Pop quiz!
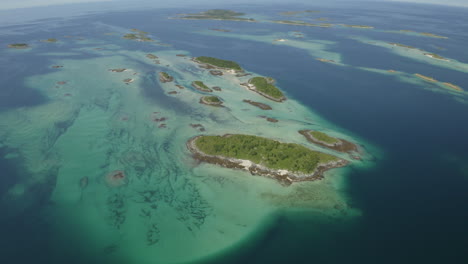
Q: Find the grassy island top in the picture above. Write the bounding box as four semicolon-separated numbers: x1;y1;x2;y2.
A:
194;135;340;174
179;9;255;22
160;72;171;79
309;131;340;144
8;43;29;49
196;56;242;71
249;77;284;100
193;81;212;92
202;96;221;103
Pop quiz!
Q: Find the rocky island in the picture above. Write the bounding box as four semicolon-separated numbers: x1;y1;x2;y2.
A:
242;77;286;102
299;130;358;153
176;9;255;22
8;43;30;49
187;134;348;185
442;82;463;92
272;20;333;27
243;99;272;110
200;96;223;106
159;72;174;83
192;81;213;92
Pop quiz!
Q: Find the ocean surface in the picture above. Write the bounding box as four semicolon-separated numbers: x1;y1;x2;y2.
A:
0;1;468;264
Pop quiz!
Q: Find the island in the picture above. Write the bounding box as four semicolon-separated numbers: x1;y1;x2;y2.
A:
194;56;243;72
200;96;223;106
123;29;153;42
398;30;448;39
414;73;437;82
242;77;286;102
442;82;463;92
423;52;449;61
41;38;58;43
341;24;374;29
192;81;213;92
388;42;420;50
187;134;348;185
299;130;358;153
209;70;223;76
243;99;272;110
159;72;174;83
316;58;336;63
8;43;30;49
109;68;127;72
271;20;333;28
176;9;255;22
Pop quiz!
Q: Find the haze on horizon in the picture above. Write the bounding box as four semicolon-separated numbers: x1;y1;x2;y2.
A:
0;0;467;10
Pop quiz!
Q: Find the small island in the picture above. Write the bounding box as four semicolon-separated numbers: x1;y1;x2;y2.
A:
187;134;348;185
299;130;358;153
192;81;213;92
271;20;333;28
414;73;437;82
41;38;58;43
200;96;223;106
442;82;463;92
243;99;272;110
194;56;243;72
123;29;153;42
341;24;374;29
316;58;336;63
423;53;449;61
388;42;419;50
177;9;255;22
159;72;174;83
243;77;286;102
8;43;30;49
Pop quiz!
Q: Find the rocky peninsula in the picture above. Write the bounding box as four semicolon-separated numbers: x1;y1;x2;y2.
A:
187;134;348;185
299;130;358;153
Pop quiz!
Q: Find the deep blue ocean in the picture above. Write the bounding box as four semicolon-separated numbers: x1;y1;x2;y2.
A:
1;1;468;263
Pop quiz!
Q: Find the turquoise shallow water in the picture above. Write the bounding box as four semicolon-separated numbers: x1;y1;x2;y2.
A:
1;2;468;264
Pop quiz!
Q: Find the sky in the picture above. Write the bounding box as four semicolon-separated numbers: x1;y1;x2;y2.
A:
0;0;467;10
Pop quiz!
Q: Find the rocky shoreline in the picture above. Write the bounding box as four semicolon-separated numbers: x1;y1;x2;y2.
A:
199;96;223;107
243;99;272;110
159;72;174;83
187;136;349;186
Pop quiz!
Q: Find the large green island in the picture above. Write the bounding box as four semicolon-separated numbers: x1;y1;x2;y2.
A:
243;77;286;102
187;134;348;185
194;56;243;72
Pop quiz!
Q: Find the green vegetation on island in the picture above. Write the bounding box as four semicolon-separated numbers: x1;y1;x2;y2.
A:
195;56;242;71
299;130;358;153
8;43;30;49
192;134;342;175
192;81;213;92
247;77;285;102
178;9;255;22
309;131;340;144
200;96;223;106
